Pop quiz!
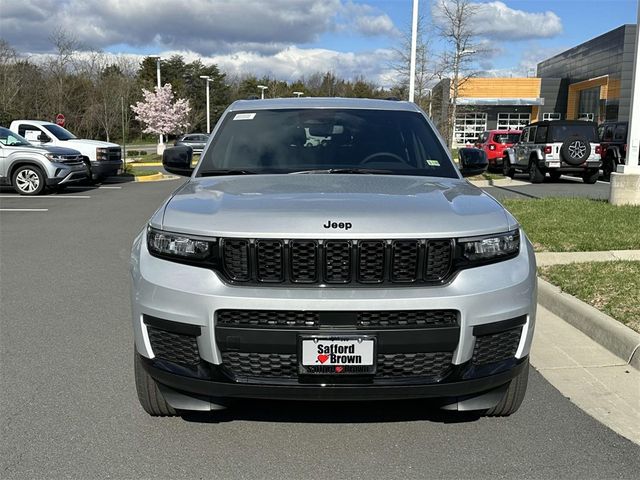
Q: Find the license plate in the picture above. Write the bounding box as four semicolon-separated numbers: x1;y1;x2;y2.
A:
299;336;376;375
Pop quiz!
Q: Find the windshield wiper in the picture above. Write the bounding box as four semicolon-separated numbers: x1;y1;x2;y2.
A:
290;168;394;175
198;169;258;177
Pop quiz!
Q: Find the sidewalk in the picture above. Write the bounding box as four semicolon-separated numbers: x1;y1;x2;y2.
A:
531;305;640;444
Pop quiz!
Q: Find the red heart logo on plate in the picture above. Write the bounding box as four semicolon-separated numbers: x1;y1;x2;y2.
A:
317;354;329;364
335;366;344;373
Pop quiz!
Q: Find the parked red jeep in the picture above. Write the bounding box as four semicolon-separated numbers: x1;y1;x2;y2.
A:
475;130;522;172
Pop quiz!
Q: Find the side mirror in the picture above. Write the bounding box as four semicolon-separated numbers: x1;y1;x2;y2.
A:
458;148;488;177
163;146;194;176
38;133;51;143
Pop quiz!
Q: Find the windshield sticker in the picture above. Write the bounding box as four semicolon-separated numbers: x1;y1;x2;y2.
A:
233;113;256;121
426;160;440;167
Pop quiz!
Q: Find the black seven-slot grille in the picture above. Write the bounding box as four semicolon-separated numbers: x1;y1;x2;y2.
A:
216;309;458;329
221;238;453;285
221;352;454;379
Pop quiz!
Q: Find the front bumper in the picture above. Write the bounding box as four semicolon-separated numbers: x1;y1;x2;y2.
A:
91;160;122;178
131;229;537;402
46;163;89;186
140;353;528;401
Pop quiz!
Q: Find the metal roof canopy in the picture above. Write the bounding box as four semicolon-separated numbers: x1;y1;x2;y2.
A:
455;98;545;106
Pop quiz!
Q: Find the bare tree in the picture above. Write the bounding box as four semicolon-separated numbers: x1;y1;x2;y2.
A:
392;12;441;112
434;0;480;147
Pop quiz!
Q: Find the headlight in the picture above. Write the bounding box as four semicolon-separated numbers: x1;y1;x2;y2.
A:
458;230;520;263
44;153;64;162
147;227;213;260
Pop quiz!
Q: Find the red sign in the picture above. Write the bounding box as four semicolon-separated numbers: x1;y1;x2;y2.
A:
55;113;65;127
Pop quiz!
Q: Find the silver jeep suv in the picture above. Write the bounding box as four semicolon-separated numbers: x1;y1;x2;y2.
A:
131;98;537;418
503;120;602;183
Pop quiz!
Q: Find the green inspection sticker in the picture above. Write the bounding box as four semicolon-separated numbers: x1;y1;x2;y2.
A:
426;160;440;167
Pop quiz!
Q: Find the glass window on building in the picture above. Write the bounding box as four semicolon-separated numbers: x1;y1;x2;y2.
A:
543;113;561;121
578;87;600;121
497;113;530;130
454;112;487;145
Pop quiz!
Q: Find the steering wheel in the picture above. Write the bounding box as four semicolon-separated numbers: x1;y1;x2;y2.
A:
362;152;405;164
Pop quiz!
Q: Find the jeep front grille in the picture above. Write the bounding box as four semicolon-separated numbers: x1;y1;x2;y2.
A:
219;238;453;286
221;352;453;380
216;309;458;329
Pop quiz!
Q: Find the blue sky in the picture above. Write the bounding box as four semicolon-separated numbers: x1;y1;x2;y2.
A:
0;0;637;86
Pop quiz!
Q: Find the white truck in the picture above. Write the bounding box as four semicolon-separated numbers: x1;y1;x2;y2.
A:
9;120;122;181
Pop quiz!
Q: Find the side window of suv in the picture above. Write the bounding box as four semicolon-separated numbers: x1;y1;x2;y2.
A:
528;127;537;143
602;124;614;141
534;126;548;143
18;124;45;143
520;128;529;143
614;124;627;141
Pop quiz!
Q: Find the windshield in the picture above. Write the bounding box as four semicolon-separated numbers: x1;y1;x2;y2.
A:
46;124;77;140
493;133;520;144
549;124;598;143
0;127;32;147
197;108;457;178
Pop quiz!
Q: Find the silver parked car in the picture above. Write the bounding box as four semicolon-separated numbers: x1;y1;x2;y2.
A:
0;127;87;194
131;98;537;417
174;133;209;154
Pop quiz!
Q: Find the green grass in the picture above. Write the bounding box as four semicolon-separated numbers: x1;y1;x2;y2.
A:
502;198;640;252
539;261;640;333
124;166;160;177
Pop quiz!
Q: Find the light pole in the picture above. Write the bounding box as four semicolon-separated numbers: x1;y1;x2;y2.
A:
408;0;419;103
200;75;212;133
257;85;268;99
149;55;164;150
609;4;640;205
450;49;476;148
293;91;304;98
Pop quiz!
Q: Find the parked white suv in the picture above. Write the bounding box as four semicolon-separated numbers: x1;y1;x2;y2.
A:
9;120;122;182
503;120;602;183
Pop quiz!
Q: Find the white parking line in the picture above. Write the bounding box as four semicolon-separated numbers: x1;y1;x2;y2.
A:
0;208;49;212
0;195;91;199
67;186;122;190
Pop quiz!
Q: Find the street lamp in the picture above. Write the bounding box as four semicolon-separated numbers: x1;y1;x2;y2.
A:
408;0;419;103
293;91;304;98
149;55;163;149
200;75;212;134
257;85;268;100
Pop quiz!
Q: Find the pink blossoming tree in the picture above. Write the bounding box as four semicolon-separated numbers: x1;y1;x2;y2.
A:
131;84;191;145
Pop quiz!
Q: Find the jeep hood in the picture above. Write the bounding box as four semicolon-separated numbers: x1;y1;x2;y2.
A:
157;175;515;238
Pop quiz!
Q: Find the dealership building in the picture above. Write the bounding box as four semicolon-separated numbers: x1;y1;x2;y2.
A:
432;24;638;147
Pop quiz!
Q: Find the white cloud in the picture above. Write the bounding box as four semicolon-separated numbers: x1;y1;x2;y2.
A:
433;1;562;41
0;0;343;54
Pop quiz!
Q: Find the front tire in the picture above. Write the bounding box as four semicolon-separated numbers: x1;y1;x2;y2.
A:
134;350;177;417
485;360;530;417
502;157;515;178
582;168;599;184
12;165;46;195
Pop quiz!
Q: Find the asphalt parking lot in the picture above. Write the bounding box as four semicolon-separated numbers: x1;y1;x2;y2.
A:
1;178;638;479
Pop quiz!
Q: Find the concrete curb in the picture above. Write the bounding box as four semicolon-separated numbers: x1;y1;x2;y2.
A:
134;173;179;182
537;277;640;370
537;250;640;266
